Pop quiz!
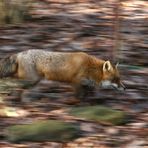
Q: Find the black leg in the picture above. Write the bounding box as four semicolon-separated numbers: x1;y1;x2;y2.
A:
74;78;96;100
75;85;87;100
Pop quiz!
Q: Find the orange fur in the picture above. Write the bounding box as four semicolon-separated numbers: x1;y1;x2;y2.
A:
0;50;125;98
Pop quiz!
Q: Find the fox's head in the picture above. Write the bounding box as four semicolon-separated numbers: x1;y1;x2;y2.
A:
100;61;125;91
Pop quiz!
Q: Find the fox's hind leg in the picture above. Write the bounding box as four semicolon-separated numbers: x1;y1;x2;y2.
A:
17;60;41;85
17;60;42;103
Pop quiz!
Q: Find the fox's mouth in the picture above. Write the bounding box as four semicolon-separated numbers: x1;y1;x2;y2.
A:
99;81;114;90
110;83;125;91
111;84;118;90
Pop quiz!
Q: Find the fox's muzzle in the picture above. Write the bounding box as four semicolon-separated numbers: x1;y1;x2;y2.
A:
100;80;125;91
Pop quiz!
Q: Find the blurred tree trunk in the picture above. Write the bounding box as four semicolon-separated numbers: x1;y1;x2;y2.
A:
113;0;122;62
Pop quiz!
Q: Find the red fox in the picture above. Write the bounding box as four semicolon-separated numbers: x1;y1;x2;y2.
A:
0;49;125;98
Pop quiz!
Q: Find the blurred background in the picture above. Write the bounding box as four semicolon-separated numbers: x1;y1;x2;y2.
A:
0;0;147;147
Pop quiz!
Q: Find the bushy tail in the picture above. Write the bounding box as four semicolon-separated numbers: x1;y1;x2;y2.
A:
0;54;18;78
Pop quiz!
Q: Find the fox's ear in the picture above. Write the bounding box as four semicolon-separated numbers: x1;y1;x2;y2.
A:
103;61;113;72
115;62;119;68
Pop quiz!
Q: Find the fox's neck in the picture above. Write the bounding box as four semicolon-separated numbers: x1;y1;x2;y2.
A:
85;55;105;83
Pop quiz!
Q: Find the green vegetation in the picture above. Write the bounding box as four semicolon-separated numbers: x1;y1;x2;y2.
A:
6;120;81;142
0;79;34;92
69;105;127;125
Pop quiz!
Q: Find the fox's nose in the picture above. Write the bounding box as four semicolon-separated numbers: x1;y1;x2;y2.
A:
123;85;126;90
119;83;126;91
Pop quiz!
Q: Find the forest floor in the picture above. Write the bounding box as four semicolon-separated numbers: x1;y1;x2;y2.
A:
0;0;147;147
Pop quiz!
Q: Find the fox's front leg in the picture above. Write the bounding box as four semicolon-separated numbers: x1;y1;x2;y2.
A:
74;78;96;100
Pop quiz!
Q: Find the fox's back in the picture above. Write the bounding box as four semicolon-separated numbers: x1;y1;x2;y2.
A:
17;50;88;82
